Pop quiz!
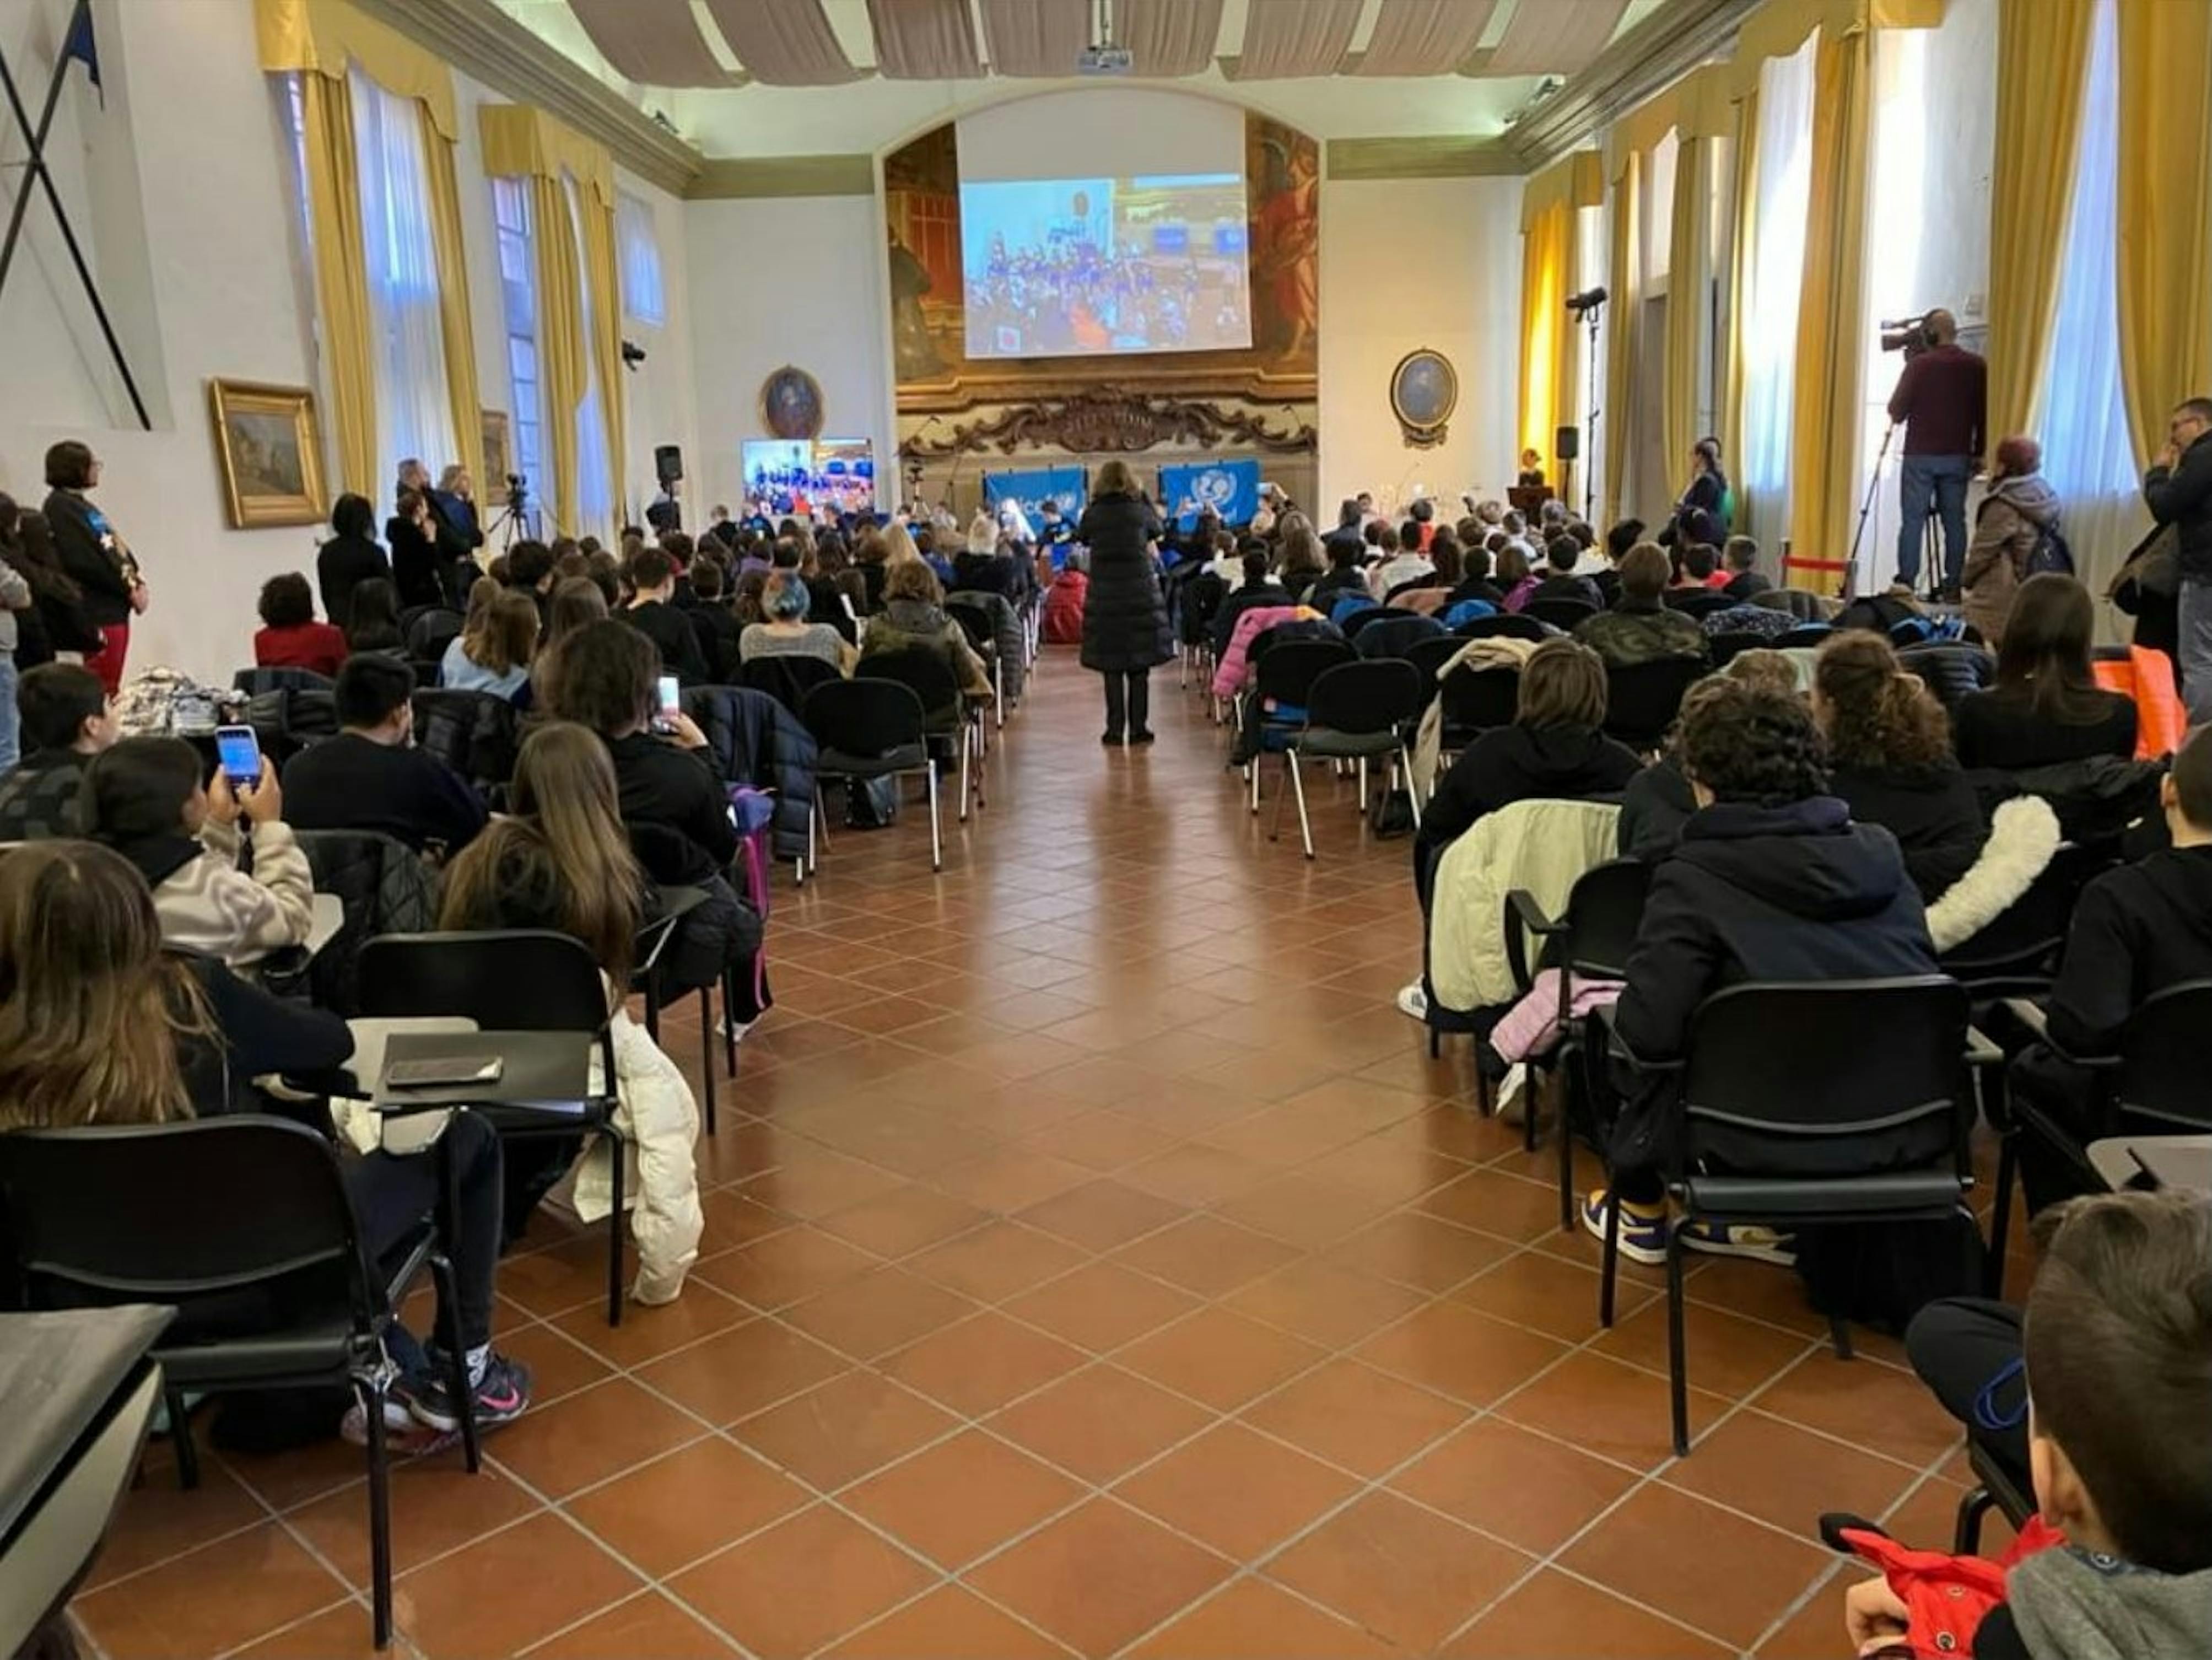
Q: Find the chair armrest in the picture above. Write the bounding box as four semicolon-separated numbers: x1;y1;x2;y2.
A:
2001;998;2048;1039
1963;1026;2005;1071
1506;889;1567;937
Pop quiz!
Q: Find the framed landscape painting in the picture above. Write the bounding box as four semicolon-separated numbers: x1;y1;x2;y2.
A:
208;379;326;528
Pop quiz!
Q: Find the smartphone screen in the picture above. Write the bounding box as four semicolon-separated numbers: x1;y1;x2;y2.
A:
214;725;262;786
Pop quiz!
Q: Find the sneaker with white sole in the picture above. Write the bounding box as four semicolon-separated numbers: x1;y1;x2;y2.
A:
1494;1062;1530;1125
1580;1188;1670;1266
1395;980;1428;1021
1675;1217;1797;1265
396;1350;532;1434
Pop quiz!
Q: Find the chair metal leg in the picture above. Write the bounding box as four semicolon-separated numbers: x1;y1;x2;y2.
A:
1599;1190;1622;1327
1249;749;1262;813
813;786;831;853
1357;754;1368;811
971;718;987;809
1428;1023;1441;1059
995;660;1005;727
428;1252;481;1473
1291;751;1314;860
1524;1061;1542;1153
166;1388;200;1489
1558;1060;1578;1232
362;1370;394;1650
1269;750;1293;842
926;766;943;871
697;986;717;1133
1828;1311;1855;1361
605;1124;625;1326
1666;1225;1691;1456
1987;1134;2019;1297
957;730;971;823
721;964;739;1077
1953;1485;1997;1555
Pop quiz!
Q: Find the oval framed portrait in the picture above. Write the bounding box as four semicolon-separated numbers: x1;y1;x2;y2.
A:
759;365;825;440
1389;348;1458;449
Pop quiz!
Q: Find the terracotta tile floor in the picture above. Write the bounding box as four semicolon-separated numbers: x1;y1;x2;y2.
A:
72;652;2019;1658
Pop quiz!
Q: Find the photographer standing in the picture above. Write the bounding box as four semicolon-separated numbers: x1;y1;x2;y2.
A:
1886;309;1986;600
2144;395;2212;721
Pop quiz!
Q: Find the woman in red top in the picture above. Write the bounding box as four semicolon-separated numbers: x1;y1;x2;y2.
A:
252;572;348;678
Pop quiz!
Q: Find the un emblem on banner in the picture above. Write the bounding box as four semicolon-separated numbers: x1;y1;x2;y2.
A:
1193;468;1237;511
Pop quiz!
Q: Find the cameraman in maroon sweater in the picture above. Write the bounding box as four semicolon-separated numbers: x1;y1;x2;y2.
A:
1887;309;1987;602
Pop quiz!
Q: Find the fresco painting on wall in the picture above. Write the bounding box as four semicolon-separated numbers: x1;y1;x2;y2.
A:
884;112;1318;412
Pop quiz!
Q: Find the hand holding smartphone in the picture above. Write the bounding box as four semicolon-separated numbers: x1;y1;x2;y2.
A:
650;674;681;735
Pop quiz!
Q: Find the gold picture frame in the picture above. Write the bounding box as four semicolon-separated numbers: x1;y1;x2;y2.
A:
1389;348;1458;450
481;409;512;504
208;379;327;528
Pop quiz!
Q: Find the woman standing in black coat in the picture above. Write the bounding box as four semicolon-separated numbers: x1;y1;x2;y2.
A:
41;440;141;693
316;493;389;632
386;486;444;610
1077;460;1172;746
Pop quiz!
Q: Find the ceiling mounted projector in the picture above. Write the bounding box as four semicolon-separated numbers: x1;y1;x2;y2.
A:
1077;45;1132;74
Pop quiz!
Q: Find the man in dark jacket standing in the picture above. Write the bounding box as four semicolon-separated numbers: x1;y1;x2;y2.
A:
1077;461;1171;746
1582;682;1939;1264
2144;395;2212;724
1887;310;1986;600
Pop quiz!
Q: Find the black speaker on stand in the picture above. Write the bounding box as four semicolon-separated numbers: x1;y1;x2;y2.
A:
649;445;684;532
1554;424;1579;518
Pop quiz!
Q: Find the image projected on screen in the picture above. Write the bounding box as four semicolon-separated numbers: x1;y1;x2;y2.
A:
961;174;1250;358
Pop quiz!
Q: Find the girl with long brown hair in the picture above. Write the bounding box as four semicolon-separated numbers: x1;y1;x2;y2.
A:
1955;574;2138;770
0;839;530;1432
436;722;703;1303
1812;632;1987;901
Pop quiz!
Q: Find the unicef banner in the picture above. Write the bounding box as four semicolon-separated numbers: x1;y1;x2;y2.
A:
1158;457;1261;530
981;466;1087;530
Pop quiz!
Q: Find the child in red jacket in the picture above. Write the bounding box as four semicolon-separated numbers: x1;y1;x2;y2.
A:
1841;1190;2212;1658
1042;553;1088;645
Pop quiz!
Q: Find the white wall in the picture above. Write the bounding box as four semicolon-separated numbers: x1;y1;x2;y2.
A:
0;6;705;683
1317;174;1522;518
683;194;892;521
1;0;325;681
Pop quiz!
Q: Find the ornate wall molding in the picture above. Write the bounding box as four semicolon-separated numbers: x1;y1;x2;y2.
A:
900;390;1317;459
1507;0;1763;171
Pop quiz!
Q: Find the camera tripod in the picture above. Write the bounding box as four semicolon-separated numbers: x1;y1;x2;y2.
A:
1846;423;1950;604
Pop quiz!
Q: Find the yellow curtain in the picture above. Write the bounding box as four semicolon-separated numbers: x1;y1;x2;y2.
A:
1603;152;1640;526
529;175;588;538
1987;0;2094;442
578;185;627;530
1785;23;1872;591
2116;0;2212;465
481;106;623;530
256;0;457;139
420;103;484;492
296;72;376;497
1519;202;1571;466
1720;87;1760;540
1663;133;1713;486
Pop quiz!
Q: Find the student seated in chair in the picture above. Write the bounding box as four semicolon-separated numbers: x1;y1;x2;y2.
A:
1574;543;1710;669
438;722;703;1302
252;572;348;679
2005;723;2212;1213
0;839;531;1436
82;736;315;971
619;546;710;688
282;654;488;858
1416;639;1642;906
1864;1190;2212;1660
1581;681;1938;1265
1527;535;1603;611
0;662;116;841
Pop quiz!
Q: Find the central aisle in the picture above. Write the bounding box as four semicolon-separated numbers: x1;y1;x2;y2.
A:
72;648;1983;1660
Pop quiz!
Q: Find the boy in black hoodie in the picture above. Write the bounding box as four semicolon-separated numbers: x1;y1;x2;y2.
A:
1859;1191;2212;1660
2008;722;2212;1211
1580;681;1938;1263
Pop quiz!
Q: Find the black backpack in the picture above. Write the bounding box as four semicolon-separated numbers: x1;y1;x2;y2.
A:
2025;515;2075;577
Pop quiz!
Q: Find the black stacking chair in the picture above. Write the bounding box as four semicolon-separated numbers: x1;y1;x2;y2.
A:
1598;977;1997;1455
0;1118;480;1649
1604;656;1704;751
1274;659;1424;859
802;678;944;872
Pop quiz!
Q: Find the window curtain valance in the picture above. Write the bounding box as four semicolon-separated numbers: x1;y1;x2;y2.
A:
479;106;626;538
1520;150;1604;233
256;0;482;494
255;0;457;141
